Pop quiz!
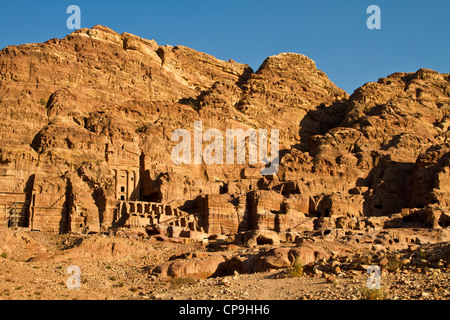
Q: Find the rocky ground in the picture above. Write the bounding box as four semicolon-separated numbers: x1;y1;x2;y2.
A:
0;228;448;300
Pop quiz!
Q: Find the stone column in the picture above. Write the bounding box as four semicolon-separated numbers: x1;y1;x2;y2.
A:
113;169;118;200
126;170;130;200
133;170;139;201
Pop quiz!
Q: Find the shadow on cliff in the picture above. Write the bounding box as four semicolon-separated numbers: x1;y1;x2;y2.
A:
295;100;348;153
177;66;254;113
355;157;417;217
235;66;254;89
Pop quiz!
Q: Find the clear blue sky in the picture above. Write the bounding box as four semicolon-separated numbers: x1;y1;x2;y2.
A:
0;0;449;94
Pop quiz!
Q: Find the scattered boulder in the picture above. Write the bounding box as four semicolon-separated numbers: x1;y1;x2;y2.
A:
153;253;226;279
241;230;281;247
261;248;292;269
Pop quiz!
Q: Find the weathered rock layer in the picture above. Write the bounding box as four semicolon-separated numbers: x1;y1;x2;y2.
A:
1;25;449;236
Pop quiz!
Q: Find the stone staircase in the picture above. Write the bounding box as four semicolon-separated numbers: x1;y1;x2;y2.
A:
7;199;30;228
49;192;65;208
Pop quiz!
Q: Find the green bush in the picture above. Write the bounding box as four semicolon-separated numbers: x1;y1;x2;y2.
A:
360;287;386;300
387;259;403;272
169;277;197;288
289;257;304;277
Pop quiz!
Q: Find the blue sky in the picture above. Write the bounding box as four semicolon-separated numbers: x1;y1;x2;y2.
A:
0;0;449;94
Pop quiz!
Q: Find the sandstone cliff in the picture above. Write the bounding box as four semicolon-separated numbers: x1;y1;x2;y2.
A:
1;25;449;235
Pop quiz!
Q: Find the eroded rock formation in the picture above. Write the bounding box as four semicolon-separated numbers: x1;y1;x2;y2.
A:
1;25;449;238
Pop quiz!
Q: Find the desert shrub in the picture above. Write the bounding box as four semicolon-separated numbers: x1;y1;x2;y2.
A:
289;257;304;277
360;287;386;300
387;259;403;272
169;277;197;288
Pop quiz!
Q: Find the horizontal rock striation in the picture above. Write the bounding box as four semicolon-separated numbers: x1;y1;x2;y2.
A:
0;25;449;237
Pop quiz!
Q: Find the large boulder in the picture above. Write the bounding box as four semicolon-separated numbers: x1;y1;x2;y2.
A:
242;230;281;247
153;253;226;279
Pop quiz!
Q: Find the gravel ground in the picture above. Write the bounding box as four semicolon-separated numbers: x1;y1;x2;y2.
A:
0;229;448;300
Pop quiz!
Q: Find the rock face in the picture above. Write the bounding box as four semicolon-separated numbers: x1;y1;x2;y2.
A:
0;25;449;237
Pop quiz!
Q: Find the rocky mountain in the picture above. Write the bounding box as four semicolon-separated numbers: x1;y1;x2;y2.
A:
0;25;449;236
